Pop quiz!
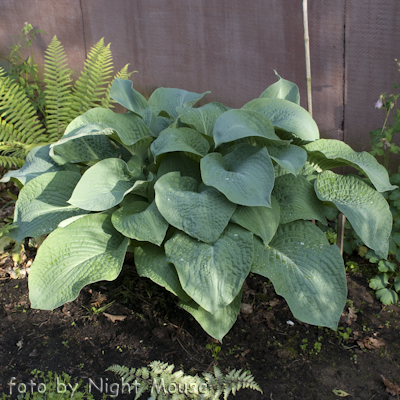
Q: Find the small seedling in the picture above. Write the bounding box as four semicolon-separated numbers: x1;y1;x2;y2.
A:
206;342;221;361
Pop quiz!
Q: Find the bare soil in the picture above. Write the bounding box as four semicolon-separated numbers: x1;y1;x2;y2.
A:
0;183;400;400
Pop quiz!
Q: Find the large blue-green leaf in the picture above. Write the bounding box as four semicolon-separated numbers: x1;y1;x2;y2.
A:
165;225;253;314
109;78;152;123
134;243;191;301
260;71;300;104
178;290;242;342
148;88;210;119
111;200;168;246
273;174;327;224
157;152;201;182
109;78;171;137
0;144;62;185
10;171;86;242
63;107;149;146
242;98;319;142
230;196;280;245
29;213;129;309
315;171;392;259
68;158;142;211
150;127;210;161
304;139;396;192
51;129;116;164
201;144;274;207
252;221;346;329
177;102;227;137
267;145;307;176
212;109;283;148
154;172;236;243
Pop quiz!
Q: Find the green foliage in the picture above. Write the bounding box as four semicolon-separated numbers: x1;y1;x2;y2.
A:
4;74;395;340
370;58;400;170
107;361;262;399
342;59;400;306
0;24;135;170
6;22;47;114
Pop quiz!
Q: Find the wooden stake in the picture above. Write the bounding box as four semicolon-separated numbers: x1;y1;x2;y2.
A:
337;213;346;255
302;0;313;117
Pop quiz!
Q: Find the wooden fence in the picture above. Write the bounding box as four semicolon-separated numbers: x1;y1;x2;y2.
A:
1;0;399;159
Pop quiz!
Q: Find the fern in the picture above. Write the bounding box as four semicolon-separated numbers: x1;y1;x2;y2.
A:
0;155;24;169
44;35;73;141
68;38;114;120
0;67;47;168
0;68;46;144
0;32;133;171
107;362;262;400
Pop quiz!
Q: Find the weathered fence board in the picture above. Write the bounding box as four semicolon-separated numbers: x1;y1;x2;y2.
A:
0;0;399;155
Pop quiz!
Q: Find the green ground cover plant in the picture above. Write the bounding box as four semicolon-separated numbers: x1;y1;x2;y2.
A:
342;58;400;305
1;73;395;341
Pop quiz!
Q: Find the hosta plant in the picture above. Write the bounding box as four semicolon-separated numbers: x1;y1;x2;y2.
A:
1;74;395;341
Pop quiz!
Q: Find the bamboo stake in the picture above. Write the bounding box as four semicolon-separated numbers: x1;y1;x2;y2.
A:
302;0;345;254
302;0;312;117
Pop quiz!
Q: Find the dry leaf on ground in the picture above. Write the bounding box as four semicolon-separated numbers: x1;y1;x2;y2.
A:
240;303;253;314
269;298;280;307
346;307;358;325
103;313;127;323
381;375;400;396
91;293;107;307
357;336;385;349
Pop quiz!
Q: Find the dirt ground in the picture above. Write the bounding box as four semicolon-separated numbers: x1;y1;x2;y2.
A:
0;183;400;400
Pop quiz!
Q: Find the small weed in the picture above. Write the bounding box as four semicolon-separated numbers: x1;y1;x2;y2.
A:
206;342;221;361
300;338;308;352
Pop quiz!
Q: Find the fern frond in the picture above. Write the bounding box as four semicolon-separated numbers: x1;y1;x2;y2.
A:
44;35;73;141
107;362;262;400
0;67;45;145
0;155;25;169
69;38;114;120
101;64;137;109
